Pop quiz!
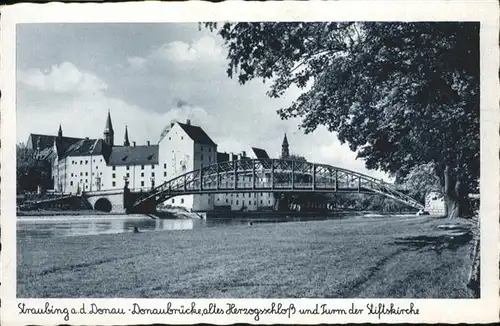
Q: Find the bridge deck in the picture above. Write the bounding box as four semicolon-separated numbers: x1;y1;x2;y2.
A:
131;159;425;211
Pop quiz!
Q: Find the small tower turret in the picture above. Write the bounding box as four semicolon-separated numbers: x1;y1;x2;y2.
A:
57;124;63;138
281;133;290;159
124;125;130;146
104;109;114;146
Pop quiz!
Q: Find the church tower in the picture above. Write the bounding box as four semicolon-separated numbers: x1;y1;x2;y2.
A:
104;110;114;146
123;125;130;146
57;124;63;138
281;133;290;159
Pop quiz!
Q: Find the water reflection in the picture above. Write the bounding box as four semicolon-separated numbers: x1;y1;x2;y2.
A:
16;214;331;240
17;216;198;240
17;212;411;240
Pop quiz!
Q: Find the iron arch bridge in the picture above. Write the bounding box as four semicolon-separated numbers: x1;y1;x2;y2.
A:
131;158;424;211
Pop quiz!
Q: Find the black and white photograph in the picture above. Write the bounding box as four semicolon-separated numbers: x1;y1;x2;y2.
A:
1;1;499;324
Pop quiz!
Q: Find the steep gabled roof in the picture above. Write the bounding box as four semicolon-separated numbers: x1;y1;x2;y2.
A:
55;137;85;157
108;145;159;166
177;122;217;147
251;147;270;159
217;152;230;163
37;146;57;161
61;138;106;158
27;134;56;150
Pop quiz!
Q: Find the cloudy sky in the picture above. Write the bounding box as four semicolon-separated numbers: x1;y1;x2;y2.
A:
16;23;389;181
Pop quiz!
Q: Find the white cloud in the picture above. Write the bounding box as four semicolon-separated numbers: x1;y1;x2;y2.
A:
18;62;108;95
125;36;225;71
153;36;224;63
126;56;147;70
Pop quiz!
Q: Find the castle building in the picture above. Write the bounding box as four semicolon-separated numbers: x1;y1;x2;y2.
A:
28;111;162;195
27;112;286;212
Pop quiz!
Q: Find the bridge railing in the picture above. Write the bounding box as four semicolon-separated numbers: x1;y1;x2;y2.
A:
132;158;424;210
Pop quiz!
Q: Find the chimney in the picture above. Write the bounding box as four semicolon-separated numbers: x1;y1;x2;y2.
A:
133;141;136;147
146;140;150;146
186;119;191;125
242;151;246;158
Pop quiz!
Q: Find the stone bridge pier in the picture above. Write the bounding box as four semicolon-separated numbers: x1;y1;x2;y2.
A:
84;188;157;214
84;189;126;213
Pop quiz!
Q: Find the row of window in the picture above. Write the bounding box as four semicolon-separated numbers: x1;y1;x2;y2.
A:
216;192;271;198
221;176;269;182
112;164;168;171
200;154;212;162
71;158;104;165
112;172;167;178
216;198;272;205
68;180;153;188
70;172;103;177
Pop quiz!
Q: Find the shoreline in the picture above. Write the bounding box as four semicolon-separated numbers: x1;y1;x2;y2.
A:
17;208;418;219
17;210;118;217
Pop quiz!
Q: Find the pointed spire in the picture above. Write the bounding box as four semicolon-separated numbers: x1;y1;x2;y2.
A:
103;109;115;146
281;133;290;159
57;124;63;138
104;109;114;133
282;133;289;146
124;125;130;146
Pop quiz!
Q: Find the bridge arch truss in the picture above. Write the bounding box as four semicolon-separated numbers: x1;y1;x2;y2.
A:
133;158;424;210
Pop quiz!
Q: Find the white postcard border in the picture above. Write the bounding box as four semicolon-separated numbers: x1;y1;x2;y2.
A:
1;1;499;324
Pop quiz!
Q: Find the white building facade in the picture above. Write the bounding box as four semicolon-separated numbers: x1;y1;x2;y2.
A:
158;120;217;212
213;150;276;211
31;114;280;212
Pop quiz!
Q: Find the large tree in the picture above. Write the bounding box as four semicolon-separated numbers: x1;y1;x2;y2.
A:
397;162;442;204
17;143;52;193
206;22;479;218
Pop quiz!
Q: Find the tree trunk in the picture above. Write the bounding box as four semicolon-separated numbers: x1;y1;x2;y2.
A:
443;165;471;219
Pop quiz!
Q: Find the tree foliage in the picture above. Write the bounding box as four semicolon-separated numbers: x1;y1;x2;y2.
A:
397;162;442;203
17;143;51;193
206;22;479;218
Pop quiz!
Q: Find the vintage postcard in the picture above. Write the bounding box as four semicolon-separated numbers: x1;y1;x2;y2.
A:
1;0;499;324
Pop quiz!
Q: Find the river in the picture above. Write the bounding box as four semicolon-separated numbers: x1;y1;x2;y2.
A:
16;212;414;240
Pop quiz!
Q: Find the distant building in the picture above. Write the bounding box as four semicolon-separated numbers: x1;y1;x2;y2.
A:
213;147;276;211
27;111;163;195
425;191;446;216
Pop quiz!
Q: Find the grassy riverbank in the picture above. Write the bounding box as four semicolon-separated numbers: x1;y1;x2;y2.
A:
17;215;475;298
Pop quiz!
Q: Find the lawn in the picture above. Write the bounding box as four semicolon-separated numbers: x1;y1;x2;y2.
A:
17;215;475;298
